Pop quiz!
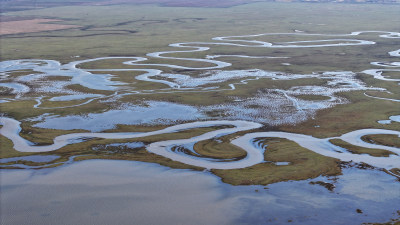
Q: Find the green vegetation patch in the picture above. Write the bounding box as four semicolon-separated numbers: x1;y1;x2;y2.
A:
294;94;331;101
329;139;395;157
212;137;341;186
193;136;247;160
380;71;400;80
361;134;400;149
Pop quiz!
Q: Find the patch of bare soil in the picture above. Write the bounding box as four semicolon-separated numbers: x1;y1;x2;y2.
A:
0;19;79;35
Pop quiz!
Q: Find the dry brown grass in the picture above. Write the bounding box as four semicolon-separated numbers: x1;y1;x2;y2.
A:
0;19;79;35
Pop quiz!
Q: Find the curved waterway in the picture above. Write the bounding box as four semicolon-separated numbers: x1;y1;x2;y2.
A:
1;117;399;170
1;31;399;170
0;31;398;108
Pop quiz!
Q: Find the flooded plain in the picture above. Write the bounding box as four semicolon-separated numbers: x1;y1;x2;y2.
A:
1;160;400;225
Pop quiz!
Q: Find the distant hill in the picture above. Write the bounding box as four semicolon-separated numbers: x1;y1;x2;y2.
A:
1;0;399;13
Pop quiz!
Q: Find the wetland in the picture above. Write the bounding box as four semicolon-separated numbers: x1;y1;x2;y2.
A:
1;1;400;224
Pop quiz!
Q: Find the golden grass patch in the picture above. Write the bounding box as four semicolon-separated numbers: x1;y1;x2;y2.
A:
0;19;79;35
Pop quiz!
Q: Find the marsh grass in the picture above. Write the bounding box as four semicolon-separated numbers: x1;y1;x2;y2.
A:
361;134;400;149
212;137;341;185
329;139;395;157
193;136;247;159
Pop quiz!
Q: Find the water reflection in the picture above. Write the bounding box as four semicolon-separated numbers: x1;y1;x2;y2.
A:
1;160;399;225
